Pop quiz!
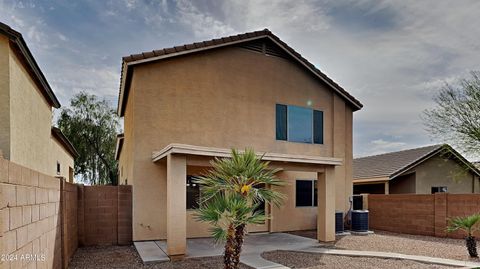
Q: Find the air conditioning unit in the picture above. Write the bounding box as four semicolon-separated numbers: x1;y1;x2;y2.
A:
335;211;344;234
351;210;369;232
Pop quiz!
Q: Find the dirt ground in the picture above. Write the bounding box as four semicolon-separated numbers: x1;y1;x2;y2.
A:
68;230;478;268
68;245;252;269
289;230;478;262
262;250;458;269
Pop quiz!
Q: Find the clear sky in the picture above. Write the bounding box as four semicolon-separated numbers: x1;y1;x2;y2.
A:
1;0;479;158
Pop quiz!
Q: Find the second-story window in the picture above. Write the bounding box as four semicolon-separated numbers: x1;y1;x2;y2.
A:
276;104;323;144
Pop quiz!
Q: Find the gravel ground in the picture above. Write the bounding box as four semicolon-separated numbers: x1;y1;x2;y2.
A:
289;230;478;262
262;250;458;269
68;245;252;269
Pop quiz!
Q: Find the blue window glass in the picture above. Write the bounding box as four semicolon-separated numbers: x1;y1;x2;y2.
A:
287;105;313;143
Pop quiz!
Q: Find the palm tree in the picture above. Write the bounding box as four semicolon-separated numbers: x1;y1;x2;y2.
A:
195;149;285;269
447;214;480;258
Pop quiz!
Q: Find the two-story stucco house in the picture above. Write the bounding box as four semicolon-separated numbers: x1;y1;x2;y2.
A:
115;29;362;257
0;22;78;181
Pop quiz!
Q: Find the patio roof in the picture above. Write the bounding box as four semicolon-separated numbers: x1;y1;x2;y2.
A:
152;143;343;166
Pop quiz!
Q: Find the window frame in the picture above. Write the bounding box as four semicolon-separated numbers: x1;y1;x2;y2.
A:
276;103;324;145
295;179;318;207
431;186;448;194
186;175;201;210
56;161;61;175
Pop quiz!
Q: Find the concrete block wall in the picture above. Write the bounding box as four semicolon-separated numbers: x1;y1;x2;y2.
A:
60;181;77;268
368;193;480;239
78;185;132;246
1;156;133;268
0;157;62;269
368;194;435;236
117;186;132;245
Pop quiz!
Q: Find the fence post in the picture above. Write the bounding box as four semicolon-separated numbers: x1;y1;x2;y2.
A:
434;192;448;237
59;177;68;269
77;184;85;246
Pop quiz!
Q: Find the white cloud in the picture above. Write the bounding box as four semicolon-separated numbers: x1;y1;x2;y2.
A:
2;0;480;159
365;139;408;156
175;0;235;38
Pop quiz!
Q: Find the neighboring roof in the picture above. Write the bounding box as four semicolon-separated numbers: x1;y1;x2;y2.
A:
115;133;124;161
118;29;363;116
152;143;343;166
353;144;480;180
51;127;79;158
0;22;60;108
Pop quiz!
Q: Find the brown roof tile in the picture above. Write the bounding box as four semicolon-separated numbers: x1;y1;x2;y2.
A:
354;145;444;179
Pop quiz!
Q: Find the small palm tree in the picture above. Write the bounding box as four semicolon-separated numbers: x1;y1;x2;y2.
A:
447;214;480;258
195;149;285;269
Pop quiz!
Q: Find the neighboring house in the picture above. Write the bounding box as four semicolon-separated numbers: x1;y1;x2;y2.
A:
115;29;363;257
0;22;78;181
353;144;480;195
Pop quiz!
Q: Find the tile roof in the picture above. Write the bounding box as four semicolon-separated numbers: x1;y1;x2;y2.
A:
0;22;60;108
117;29;363;116
354;144;480;180
353;145;444;179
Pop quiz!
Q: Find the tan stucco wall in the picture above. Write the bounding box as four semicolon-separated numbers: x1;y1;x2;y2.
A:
270;171;318;232
390;172;416;194
0;36;74;178
120;46;355;240
413;155;478;194
50;137;75;180
0;35;10;159
8;42;54;175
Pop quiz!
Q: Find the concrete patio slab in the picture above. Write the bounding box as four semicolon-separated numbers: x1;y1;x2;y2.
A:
137;232;318;268
133;241;169;263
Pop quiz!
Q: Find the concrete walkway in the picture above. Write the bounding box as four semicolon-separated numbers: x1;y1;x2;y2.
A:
134;233;480;269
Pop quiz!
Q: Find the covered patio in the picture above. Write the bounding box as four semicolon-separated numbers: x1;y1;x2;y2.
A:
151;143;343;258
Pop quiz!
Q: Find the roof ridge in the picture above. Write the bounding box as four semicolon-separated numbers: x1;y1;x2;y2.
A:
355;144;445;160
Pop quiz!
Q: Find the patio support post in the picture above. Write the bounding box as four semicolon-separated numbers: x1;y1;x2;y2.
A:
317;165;336;242
166;154;187;258
384;181;389;194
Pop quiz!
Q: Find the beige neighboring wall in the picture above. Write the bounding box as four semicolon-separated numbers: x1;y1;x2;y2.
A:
0;35;10;158
8;40;54;176
120;45;355;241
50;137;75;180
0;31;75;179
411;155;478;194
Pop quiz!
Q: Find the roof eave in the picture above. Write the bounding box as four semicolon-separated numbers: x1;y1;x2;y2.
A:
51;127;79;158
0;22;61;108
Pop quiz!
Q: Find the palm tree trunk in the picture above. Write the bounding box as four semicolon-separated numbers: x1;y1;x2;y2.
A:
232;224;246;268
224;224;236;269
466;236;478;258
